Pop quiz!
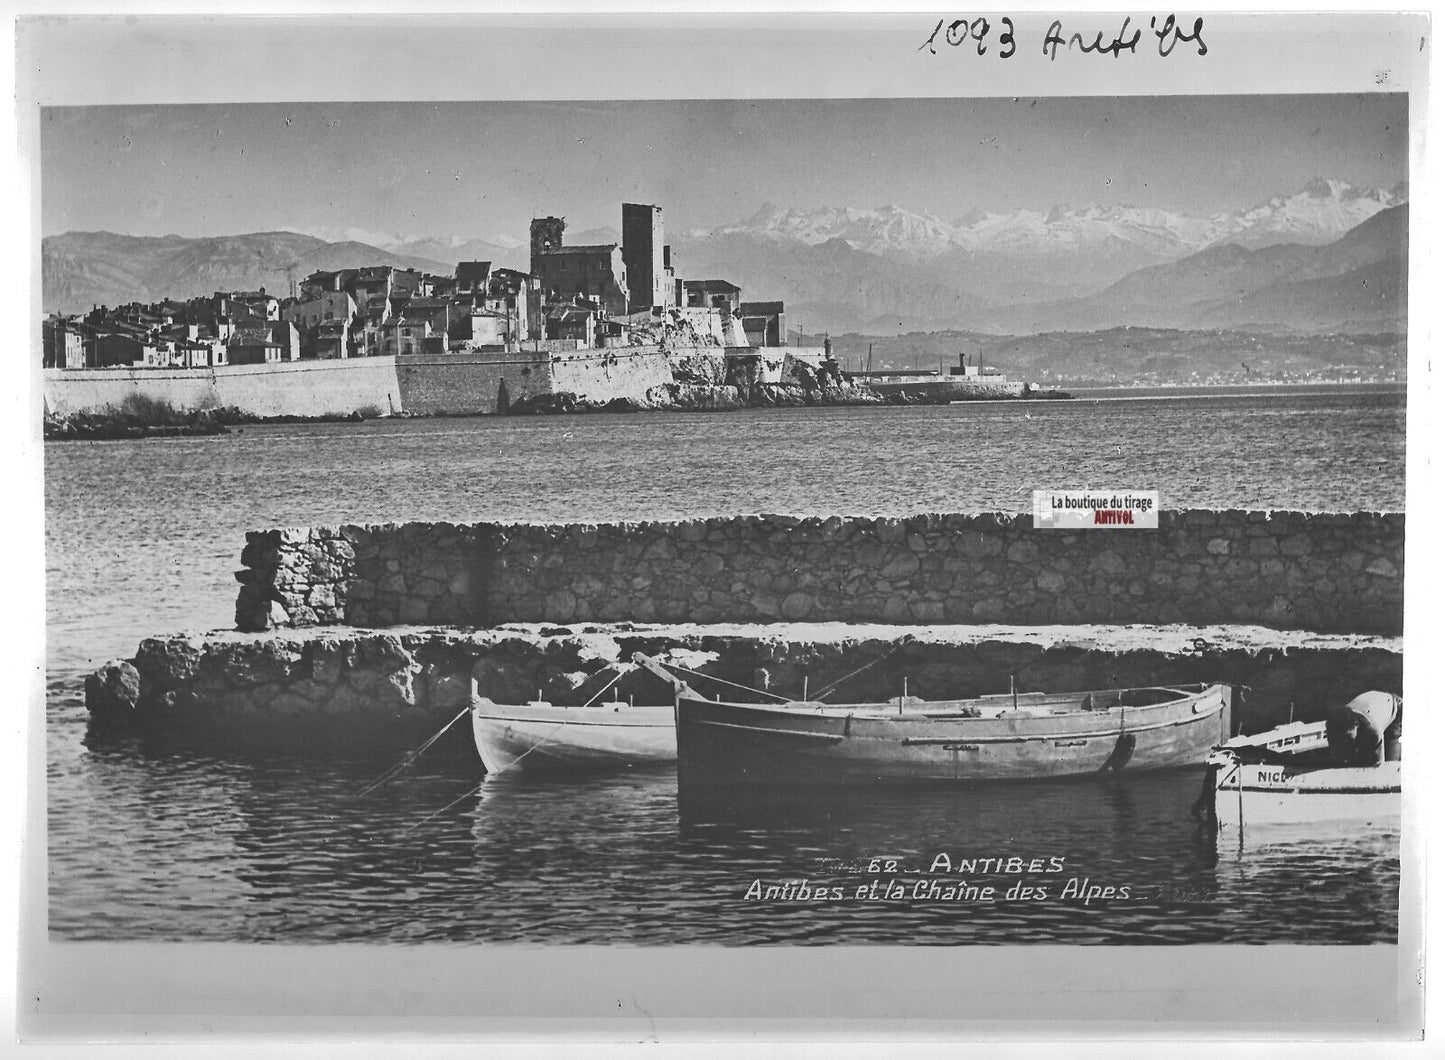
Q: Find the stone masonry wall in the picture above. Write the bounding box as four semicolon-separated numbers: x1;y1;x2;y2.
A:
396;345;680;416
91;623;1404;752
44;357;403;418
235;510;1404;636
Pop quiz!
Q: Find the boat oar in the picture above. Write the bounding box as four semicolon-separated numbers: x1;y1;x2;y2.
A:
1097;732;1138;773
1097;706;1137;773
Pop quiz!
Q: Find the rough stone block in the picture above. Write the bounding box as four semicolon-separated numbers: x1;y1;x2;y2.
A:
1365;557;1398;578
780;592;813;620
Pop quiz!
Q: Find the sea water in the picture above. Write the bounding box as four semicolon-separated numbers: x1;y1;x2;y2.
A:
43;387;1406;943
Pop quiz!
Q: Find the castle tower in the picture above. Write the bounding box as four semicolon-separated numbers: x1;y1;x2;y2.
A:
622;203;668;313
529;217;566;275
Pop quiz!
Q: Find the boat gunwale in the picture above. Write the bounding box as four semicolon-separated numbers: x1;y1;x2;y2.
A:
678;683;1228;724
1229;784;1402;795
473;703;675;729
1214;759;1402;793
684;701;1224;743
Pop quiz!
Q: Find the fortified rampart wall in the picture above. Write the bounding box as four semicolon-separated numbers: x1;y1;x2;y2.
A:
549;347;675;403
46;344;835;420
234;510;1405;636
394;351;551;415
42;357;402;418
398;345;689;415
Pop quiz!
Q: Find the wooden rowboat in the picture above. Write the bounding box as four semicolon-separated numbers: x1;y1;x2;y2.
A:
674;683;1233;788
470;657;709;775
471;697;677;775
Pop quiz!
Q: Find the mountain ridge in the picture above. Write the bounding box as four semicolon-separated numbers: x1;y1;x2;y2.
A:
43;231;453;314
42;179;1407;335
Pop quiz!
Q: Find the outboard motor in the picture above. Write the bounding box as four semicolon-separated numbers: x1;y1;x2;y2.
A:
1326;692;1401;766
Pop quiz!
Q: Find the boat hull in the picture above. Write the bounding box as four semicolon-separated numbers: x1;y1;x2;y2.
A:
1211;760;1401;831
676;684;1231;788
472;701;676;775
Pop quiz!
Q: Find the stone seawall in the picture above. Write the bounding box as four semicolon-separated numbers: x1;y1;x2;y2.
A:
396;345;677;416
550;346;676;403
395;351;550;415
45;345;845;421
234;510;1404;636
42;357;402;418
86;623;1403;754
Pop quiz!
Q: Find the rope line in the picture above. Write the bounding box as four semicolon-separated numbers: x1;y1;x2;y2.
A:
406;716;573;832
658;660;792;702
813;643;909;702
579;667;628;709
357;704;472;798
405;780;487;833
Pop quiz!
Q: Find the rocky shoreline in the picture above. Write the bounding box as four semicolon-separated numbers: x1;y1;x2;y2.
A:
45;369;1070;436
43;405;379;441
507;378;886;415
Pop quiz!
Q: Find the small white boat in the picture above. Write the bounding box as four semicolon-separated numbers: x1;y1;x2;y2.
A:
471;657;705;776
1210;759;1401;830
471;697;676;775
1203;694;1402;833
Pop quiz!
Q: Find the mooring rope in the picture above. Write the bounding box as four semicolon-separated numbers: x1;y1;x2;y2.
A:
812;639;914;702
579;666;629;708
356;704;472;798
658;660;793;702
405;779;488;833
404;666;635;829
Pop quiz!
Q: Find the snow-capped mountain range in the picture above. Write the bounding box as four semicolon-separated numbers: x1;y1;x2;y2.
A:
697;178;1407;263
666;177;1408;324
42;178;1407;335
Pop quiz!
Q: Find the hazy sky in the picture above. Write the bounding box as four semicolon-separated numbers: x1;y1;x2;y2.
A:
41;96;1408;241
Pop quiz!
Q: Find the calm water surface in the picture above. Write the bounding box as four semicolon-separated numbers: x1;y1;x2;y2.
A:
45;388;1406;943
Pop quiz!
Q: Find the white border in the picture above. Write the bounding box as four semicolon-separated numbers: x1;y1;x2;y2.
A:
7;4;1438;1051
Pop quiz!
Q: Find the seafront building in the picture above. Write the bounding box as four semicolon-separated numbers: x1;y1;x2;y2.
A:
43;201;789;372
41;201;839;421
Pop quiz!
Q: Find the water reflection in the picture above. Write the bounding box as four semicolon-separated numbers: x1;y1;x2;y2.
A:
47;737;1399;945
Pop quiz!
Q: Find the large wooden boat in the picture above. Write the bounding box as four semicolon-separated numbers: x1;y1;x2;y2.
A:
674;683;1232;788
1203;694;1402;833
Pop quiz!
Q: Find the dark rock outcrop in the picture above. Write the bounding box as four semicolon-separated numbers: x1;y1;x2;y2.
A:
83;659;141;729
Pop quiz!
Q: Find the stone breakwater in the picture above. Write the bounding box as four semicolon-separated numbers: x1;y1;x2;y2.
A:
235;510;1404;637
85;623;1402;754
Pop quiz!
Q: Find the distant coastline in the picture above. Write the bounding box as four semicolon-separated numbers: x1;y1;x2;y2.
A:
1064;380;1406;401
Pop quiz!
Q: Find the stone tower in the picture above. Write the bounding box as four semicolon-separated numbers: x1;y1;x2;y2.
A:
622;203;667;313
529;217;566;275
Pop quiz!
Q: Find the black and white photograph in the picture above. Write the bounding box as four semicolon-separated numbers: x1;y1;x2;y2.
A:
15;9;1431;1044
